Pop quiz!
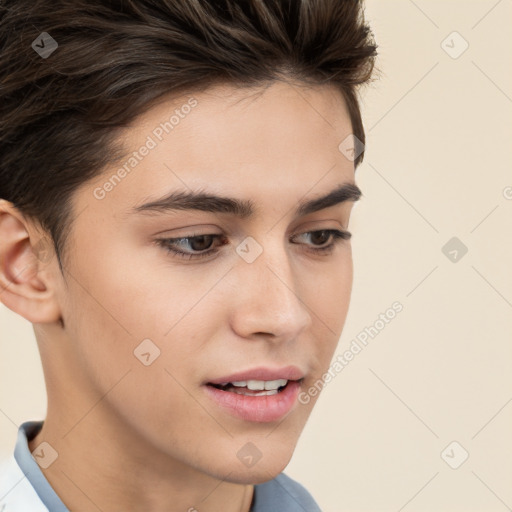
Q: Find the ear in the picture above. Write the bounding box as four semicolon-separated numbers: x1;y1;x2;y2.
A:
0;199;62;324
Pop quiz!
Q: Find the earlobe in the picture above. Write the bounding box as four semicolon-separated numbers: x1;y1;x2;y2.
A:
0;200;62;324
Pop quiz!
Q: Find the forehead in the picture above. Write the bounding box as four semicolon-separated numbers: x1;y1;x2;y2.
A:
121;79;352;156
80;80;356;220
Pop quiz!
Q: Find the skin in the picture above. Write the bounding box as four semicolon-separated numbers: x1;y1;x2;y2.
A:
0;79;359;512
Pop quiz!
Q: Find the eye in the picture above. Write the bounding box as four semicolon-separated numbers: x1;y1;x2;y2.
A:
155;229;351;261
156;234;227;260
291;229;351;255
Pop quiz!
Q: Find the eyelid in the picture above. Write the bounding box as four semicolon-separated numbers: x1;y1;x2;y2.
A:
153;217;348;238
152;224;223;237
153;223;347;243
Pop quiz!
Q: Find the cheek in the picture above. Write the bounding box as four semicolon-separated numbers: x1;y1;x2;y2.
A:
62;247;211;393
309;253;353;360
62;269;196;434
60;250;156;394
314;251;353;316
63;283;137;394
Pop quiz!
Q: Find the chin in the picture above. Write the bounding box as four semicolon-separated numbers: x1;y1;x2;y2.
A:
212;448;294;485
224;463;290;485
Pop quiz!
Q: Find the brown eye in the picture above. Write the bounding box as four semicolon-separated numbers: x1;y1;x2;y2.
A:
291;229;351;254
156;234;227;260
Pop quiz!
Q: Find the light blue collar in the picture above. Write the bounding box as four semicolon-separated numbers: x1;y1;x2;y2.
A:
14;421;69;511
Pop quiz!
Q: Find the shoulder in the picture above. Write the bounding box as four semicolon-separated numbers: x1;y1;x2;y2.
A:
252;472;322;512
0;454;49;512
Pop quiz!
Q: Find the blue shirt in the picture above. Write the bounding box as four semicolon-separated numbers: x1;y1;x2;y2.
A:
0;420;322;511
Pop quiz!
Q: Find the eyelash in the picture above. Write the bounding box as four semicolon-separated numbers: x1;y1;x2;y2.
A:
155;229;351;261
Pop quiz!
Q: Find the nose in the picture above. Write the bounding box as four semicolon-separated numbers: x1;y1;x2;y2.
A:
228;237;313;342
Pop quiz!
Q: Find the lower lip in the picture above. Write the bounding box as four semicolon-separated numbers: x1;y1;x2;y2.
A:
203;381;301;423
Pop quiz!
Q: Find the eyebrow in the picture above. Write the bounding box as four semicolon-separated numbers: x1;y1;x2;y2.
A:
131;182;362;219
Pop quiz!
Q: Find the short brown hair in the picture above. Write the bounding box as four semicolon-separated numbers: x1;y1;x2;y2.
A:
0;0;378;269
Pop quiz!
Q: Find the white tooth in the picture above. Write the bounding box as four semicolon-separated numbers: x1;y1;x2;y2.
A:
264;379;288;390
233;389;279;396
231;381;247;387
246;380;265;390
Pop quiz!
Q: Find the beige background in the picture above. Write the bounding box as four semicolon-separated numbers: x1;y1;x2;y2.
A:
1;0;511;510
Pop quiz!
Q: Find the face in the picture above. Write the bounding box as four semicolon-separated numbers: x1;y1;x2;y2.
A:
45;80;359;483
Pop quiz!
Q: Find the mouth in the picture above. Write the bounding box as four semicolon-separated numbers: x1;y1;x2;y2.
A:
207;378;301;396
203;367;305;423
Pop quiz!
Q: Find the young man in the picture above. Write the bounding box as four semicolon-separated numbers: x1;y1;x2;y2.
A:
0;1;377;510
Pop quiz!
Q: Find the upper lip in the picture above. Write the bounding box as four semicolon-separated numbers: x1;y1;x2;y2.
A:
206;365;305;385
